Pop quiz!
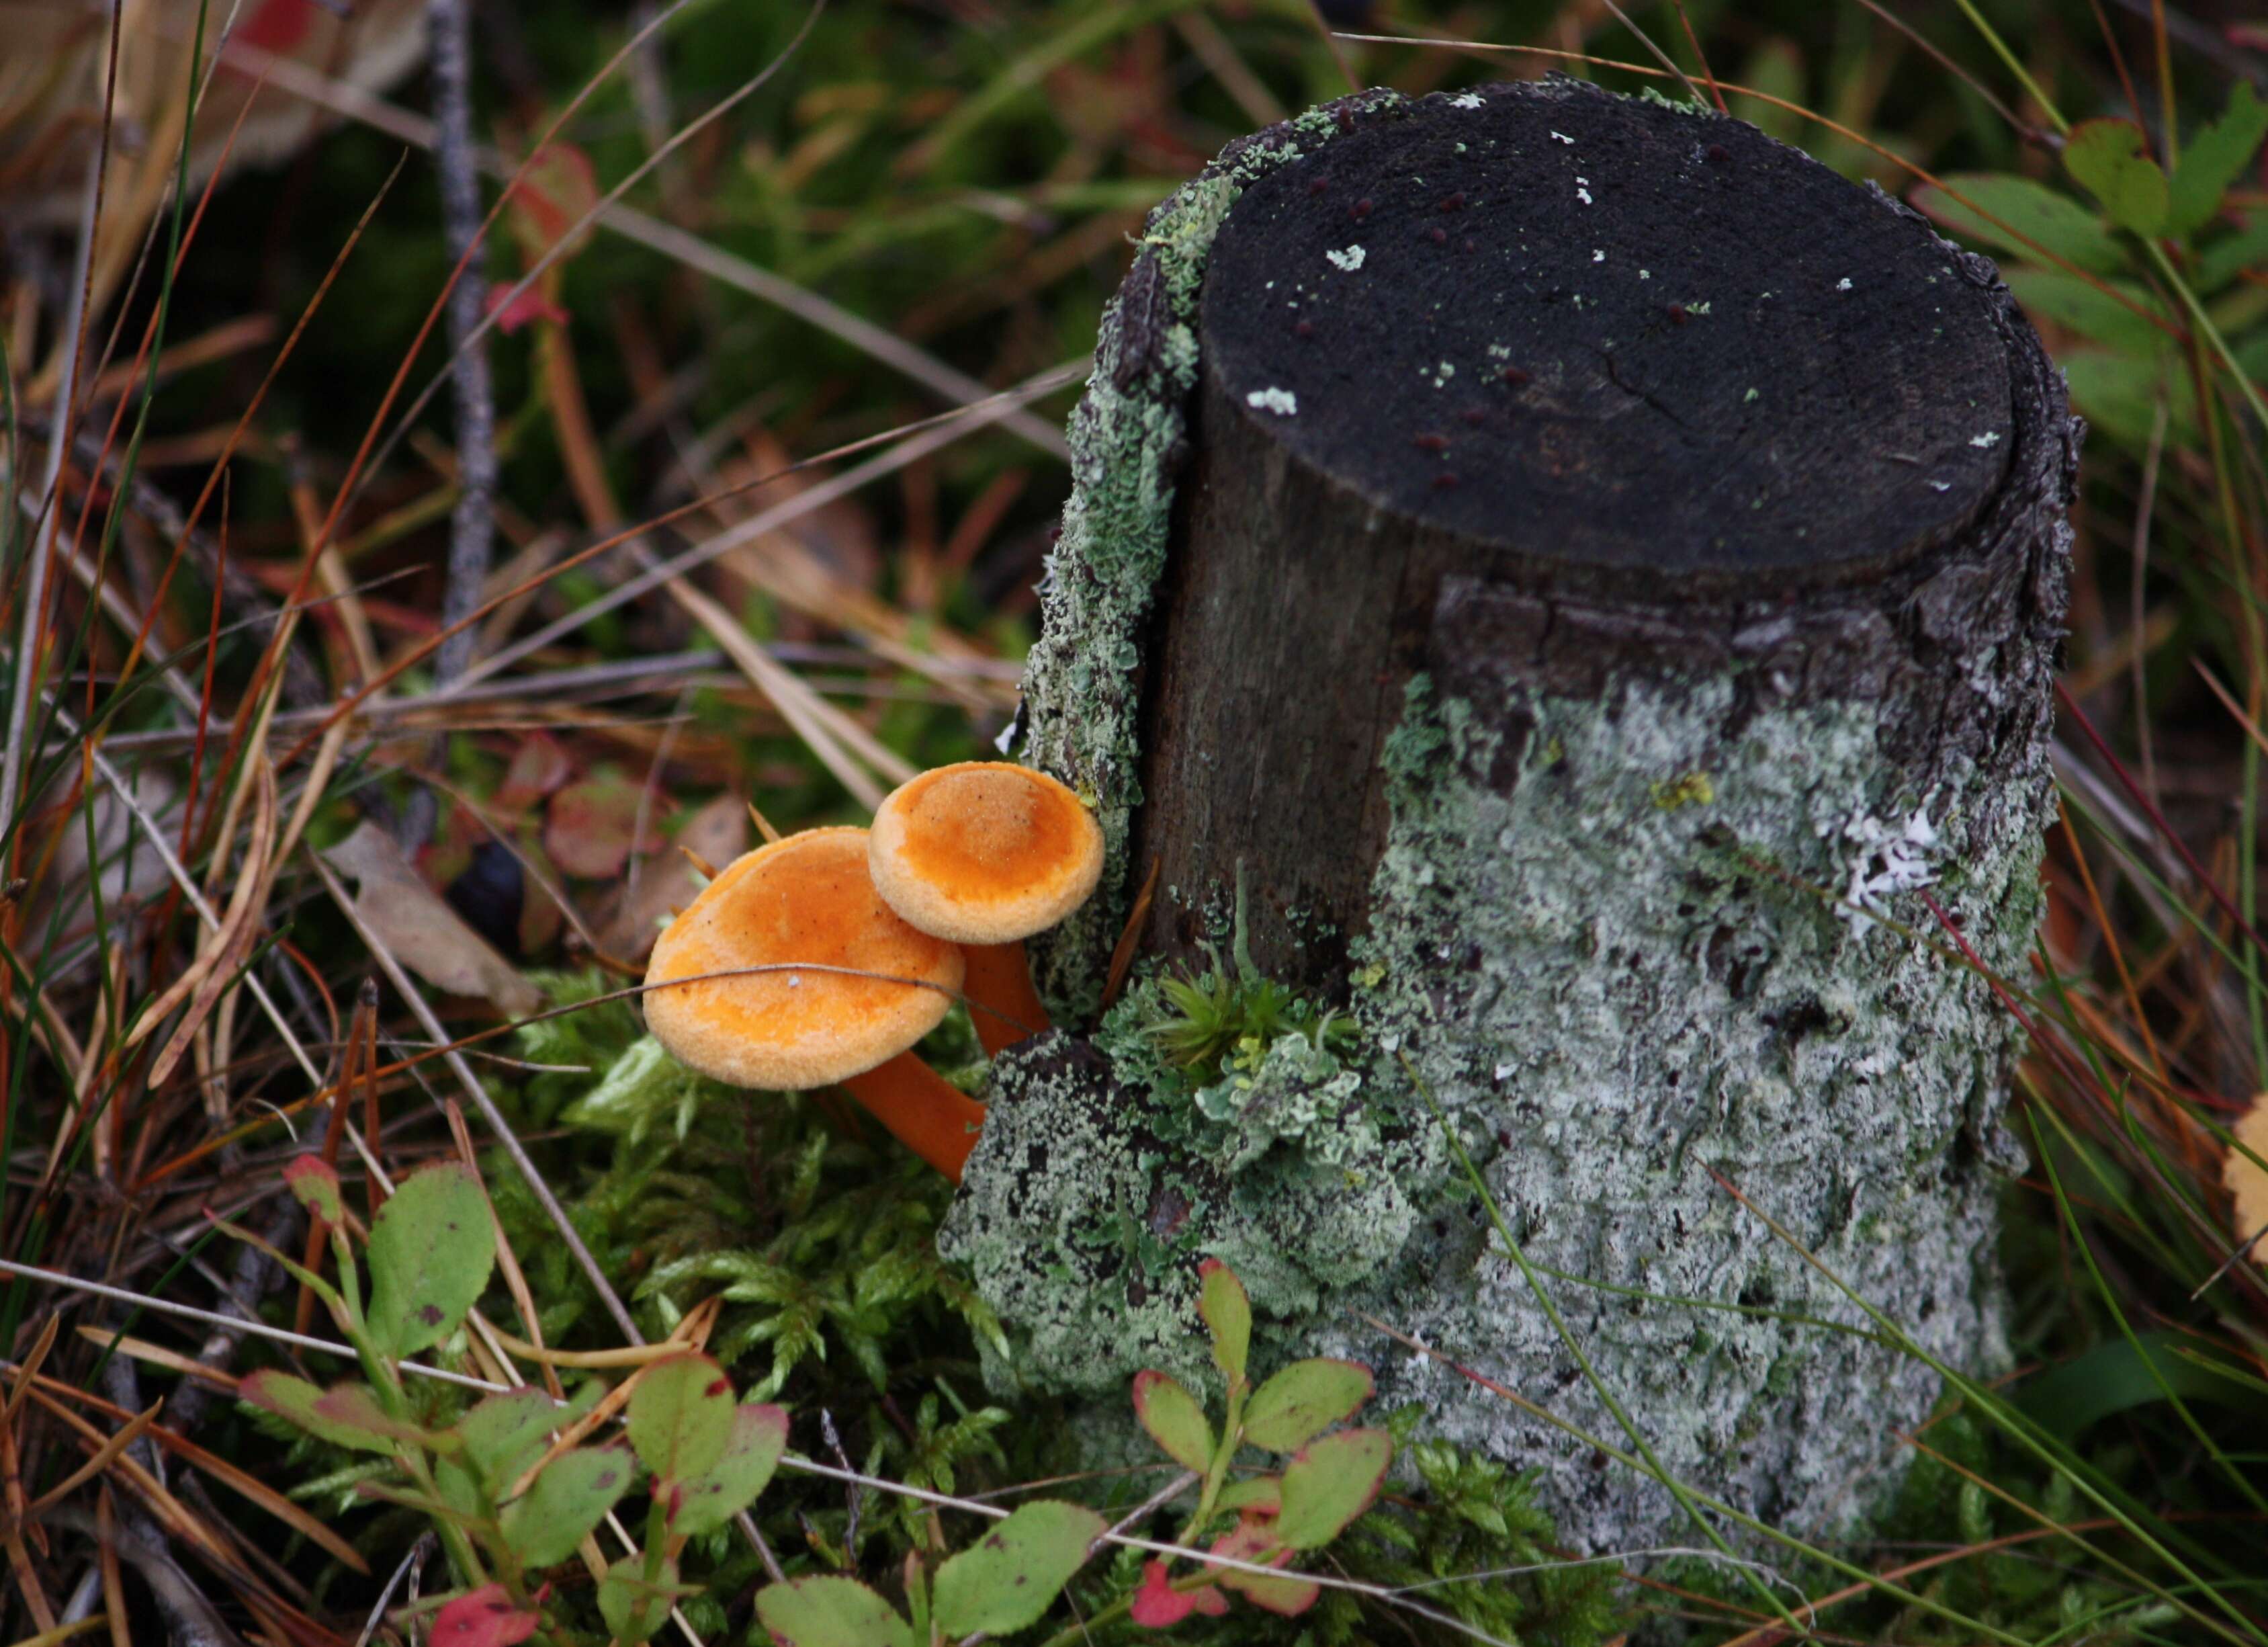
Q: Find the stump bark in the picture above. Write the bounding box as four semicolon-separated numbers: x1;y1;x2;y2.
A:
943;79;2077;1550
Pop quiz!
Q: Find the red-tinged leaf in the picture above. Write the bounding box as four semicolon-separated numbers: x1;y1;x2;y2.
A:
312;1383;455;1453
431;1585;539;1647
627;1353;736;1485
544;774;663;879
1274;1427;1392;1549
673;1402;789;1536
1242;1357;1373;1453
1217;1475;1280;1515
1131;1562;1197;1628
486;283;570;335
240;0;315;52
507;144;601;260
1132;1369;1213;1473
1198;1259;1250;1386
282;1155;344;1226
240;1371;393;1453
1207;1520;1317;1617
494;735;574;814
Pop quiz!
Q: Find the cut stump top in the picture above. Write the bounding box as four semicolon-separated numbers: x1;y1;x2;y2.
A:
1199;82;2014;589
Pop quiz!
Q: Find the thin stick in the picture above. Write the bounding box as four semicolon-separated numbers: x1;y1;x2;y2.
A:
427;0;498;691
1;138;104;847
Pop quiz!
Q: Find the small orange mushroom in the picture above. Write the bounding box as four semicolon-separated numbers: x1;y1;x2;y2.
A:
869;762;1104;1056
643;827;986;1180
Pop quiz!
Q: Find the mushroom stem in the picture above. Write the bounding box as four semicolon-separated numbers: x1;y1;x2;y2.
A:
840;1052;988;1182
962;940;1052;1057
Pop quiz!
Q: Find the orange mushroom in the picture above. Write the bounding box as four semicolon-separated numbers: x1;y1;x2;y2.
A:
2225;1093;2268;1271
643;827;986;1180
868;763;1104;1057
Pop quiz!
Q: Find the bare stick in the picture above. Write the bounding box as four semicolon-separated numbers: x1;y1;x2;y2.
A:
1;144;103;845
427;0;497;691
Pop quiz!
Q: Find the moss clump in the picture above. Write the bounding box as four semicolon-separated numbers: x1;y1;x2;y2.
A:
937;951;1442;1394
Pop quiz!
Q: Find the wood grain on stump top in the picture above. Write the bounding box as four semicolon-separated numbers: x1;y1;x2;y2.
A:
1131;82;2064;986
1199;84;2012;588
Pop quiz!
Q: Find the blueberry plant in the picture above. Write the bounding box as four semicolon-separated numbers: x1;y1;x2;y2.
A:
232;1154;1388;1643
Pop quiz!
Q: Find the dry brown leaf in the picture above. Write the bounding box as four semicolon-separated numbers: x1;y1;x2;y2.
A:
321;822;543;1017
603;794;748;961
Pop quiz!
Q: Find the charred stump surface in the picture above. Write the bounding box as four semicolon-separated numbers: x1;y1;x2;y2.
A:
944;79;2077;1549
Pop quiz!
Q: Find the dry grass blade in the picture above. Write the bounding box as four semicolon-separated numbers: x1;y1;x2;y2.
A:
144;757;279;1089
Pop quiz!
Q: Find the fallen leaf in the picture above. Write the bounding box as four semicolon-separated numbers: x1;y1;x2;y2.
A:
603;794;746;961
544;773;664;880
323;822;542;1017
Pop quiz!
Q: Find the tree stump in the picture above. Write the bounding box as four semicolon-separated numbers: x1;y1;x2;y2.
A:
943;79;2077;1549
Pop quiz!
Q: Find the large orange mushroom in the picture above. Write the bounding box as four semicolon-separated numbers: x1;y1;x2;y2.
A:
643;827;986;1180
868;762;1104;1057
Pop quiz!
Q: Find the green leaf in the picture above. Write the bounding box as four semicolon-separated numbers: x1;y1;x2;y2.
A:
627;1353;736;1485
453;1384;602;1499
238;1372;396;1454
2064;119;2169;235
598;1555;690;1646
2003;268;2169;355
283;1155;345;1226
365;1163;496;1361
753;1577;916;1647
311;1383;457;1453
2197;220;2268;294
671;1402;789;1537
498;1444;636;1567
1131;1370;1213;1473
1274;1427;1392;1550
1198;1260;1250;1387
1910;175;2125;273
1217;1476;1281;1515
2061;347;2195;448
2017;1330;2256;1433
1242;1358;1374;1454
931;1500;1107;1636
2169;82;2268;235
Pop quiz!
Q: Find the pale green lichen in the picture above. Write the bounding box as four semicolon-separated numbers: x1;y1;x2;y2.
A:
939;960;1439;1395
1303;673;2042;1549
1010;89;1407;1020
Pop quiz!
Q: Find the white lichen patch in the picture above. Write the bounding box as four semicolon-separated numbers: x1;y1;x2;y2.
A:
1593;249;1606;262
1837;277;1853;291
1835;806;1942;932
1325;244;1366;272
1246;386;1298;415
1971;431;2001;448
1575;176;1594;205
1550;129;1575;144
1450;92;1485;109
1429;360;1456;387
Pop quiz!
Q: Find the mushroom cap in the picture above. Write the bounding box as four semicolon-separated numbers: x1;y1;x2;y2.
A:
869;763;1104;945
644;827;964;1091
2226;1093;2268;1269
